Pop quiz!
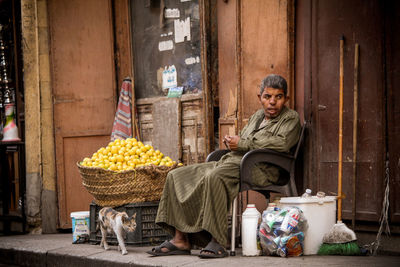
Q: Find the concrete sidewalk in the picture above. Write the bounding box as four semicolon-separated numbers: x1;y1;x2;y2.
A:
0;234;400;267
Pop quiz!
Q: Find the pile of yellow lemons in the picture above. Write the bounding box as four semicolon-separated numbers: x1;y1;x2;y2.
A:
80;138;182;171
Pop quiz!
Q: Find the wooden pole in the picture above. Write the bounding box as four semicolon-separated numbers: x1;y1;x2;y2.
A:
352;43;359;229
338;36;344;222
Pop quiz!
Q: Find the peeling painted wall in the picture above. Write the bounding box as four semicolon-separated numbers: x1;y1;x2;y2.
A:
21;0;57;233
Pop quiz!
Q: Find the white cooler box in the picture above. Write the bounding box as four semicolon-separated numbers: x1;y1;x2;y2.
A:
279;196;336;255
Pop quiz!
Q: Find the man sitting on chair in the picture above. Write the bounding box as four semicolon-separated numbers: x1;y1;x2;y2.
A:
147;74;301;258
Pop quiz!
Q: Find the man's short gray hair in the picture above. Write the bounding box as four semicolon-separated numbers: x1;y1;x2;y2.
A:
259;74;288;95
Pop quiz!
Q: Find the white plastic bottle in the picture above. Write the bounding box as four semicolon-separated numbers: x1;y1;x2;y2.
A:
266;202;277;211
241;204;261;256
301;188;312;198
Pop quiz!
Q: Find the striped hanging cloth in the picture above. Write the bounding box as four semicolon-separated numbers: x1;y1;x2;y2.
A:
110;78;133;141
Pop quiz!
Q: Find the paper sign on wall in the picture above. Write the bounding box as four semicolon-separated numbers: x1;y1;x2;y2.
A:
159;40;174;51
165;8;180;18
185;56;200;65
160;32;173;37
162;65;177;89
174;17;191;43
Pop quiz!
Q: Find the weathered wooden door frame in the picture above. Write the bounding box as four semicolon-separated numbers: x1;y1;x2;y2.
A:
113;0;215;156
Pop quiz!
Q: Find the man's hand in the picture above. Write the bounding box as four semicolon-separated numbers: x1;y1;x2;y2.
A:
223;135;240;151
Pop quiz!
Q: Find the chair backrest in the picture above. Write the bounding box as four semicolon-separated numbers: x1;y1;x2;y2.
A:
293;121;307;160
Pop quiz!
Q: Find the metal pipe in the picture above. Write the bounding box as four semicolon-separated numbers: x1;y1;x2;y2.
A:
230;197;237;256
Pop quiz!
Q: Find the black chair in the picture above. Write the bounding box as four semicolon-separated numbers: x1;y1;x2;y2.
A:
206;122;306;256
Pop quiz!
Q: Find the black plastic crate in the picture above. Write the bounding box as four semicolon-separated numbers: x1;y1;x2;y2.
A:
89;201;171;246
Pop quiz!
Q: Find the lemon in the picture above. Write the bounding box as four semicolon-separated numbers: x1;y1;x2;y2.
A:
111;146;118;154
109;164;117;171
144;144;151;150
116;154;124;162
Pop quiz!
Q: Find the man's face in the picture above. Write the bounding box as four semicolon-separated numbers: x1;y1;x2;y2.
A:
258;87;289;119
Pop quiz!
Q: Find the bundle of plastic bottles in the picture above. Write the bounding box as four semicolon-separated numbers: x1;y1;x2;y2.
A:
259;206;308;257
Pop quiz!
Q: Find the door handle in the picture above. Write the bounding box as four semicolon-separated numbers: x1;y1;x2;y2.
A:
318;104;327;111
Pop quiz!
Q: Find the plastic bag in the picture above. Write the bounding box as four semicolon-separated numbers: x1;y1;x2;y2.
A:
259;206;308;257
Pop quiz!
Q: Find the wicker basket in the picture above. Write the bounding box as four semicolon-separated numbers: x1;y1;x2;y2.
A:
77;163;177;207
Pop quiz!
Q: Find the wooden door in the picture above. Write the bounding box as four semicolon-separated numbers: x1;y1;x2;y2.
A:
218;0;294;138
217;0;294;209
48;0;116;228
297;0;386;222
385;0;400;223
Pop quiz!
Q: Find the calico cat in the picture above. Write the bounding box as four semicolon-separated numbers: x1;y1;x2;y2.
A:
98;207;137;255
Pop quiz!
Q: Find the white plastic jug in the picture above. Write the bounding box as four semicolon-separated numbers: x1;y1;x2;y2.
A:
241;204;261;256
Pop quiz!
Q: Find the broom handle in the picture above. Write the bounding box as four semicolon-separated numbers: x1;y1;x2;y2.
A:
352;43;359;229
338;36;344;222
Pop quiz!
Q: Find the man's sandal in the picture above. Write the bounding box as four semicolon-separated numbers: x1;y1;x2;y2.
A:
199;240;229;258
147;240;191;256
